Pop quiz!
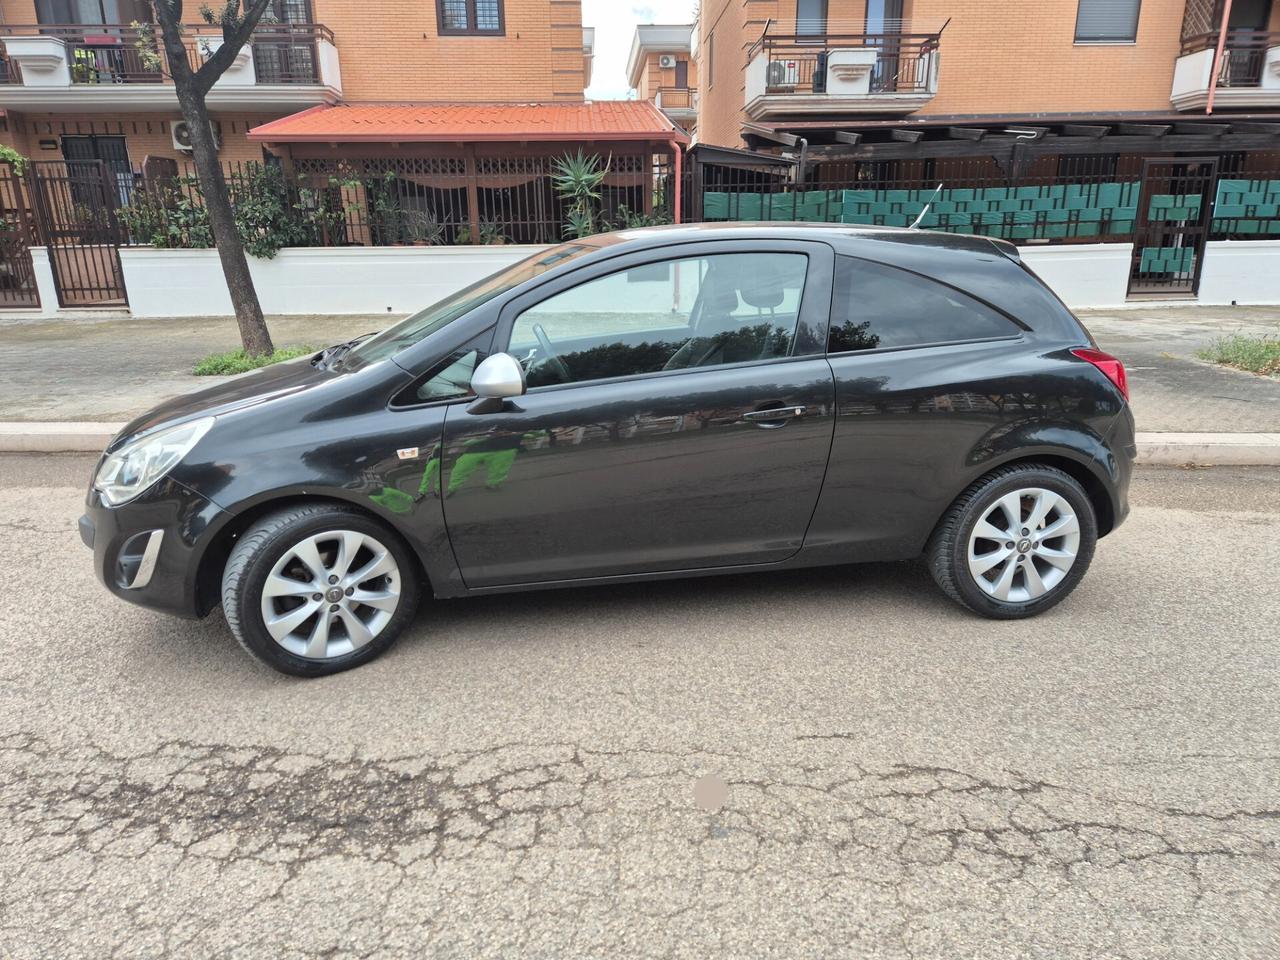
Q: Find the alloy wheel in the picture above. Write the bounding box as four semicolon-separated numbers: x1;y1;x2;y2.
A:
966;488;1081;603
258;530;402;660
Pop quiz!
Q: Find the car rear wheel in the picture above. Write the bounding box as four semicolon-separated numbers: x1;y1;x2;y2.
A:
222;504;422;677
927;464;1098;619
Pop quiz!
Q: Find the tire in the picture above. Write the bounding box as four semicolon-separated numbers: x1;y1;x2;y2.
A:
222;503;422;677
926;463;1098;620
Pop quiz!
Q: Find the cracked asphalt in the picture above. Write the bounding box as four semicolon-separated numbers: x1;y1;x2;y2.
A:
1;455;1278;959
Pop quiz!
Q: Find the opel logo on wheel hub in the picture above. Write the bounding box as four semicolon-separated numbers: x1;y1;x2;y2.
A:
326;587;344;604
1017;538;1033;554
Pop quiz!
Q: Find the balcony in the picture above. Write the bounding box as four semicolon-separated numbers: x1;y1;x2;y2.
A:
1171;30;1280;111
654;85;697;121
744;20;941;121
0;22;341;112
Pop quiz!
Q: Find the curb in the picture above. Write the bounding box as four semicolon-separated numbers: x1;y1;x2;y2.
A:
1134;432;1280;467
0;422;122;454
1;423;1279;466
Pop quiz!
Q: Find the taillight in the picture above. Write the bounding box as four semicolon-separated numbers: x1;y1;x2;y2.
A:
1071;347;1129;401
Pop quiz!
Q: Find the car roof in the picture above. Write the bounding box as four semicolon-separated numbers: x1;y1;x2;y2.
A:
598;221;1019;261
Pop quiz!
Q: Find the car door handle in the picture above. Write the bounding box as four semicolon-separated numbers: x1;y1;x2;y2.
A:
741;405;807;424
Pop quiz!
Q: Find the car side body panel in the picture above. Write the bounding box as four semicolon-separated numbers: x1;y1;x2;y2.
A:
82;224;1134;619
804;337;1129;565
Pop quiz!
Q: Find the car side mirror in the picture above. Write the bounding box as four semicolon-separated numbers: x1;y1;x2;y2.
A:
468;352;526;414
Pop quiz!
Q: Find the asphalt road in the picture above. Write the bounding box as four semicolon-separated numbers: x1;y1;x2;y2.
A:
1;455;1278;959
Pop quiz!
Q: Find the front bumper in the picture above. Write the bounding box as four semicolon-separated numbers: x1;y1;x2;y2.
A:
81;477;228;620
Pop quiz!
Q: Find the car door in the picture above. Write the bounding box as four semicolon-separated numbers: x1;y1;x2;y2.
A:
440;240;836;588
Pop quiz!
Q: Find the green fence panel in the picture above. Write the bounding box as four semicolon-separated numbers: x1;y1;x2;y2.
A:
1139;247;1195;273
736;194;762;220
702;192;730;219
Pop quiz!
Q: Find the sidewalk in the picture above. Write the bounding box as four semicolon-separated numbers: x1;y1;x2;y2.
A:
1077;305;1280;434
1;305;1277;462
0;312;380;423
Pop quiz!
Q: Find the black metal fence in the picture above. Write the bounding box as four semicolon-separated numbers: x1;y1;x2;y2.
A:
689;151;1280;245
6;145;1280;309
115;155;679;252
0;163;39;307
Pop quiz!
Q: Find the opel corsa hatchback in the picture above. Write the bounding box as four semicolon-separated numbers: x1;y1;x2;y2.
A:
82;224;1134;676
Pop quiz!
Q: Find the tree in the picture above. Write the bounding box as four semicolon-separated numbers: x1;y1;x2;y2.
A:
139;1;275;356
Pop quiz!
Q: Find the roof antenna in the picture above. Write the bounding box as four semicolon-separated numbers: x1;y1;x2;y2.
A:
909;183;943;229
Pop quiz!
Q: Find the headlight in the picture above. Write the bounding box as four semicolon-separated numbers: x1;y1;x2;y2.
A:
95;417;215;507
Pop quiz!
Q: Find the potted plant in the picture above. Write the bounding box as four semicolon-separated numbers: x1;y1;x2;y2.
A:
403;208;447;246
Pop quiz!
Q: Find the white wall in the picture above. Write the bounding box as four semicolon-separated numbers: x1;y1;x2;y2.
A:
28;247;59;312
119;245;543;319
1017;243;1134;310
1197;240;1280;306
90;238;1280;320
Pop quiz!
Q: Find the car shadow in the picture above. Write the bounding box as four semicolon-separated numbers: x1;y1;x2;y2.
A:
405;558;953;639
175;558;961;683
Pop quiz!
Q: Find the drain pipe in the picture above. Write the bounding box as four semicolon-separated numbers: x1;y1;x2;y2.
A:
1206;0;1234;115
668;140;683;223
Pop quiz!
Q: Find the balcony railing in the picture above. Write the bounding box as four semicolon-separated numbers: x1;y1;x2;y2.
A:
1171;29;1280;110
655;86;697;111
0;22;334;86
748;28;941;97
0;54;22;85
1181;30;1280;88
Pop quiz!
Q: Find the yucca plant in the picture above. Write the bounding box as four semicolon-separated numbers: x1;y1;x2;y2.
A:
552;150;610;239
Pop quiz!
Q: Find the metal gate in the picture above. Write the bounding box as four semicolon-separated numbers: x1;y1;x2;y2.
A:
0;162;40;309
1128;157;1218;298
27;159;129;308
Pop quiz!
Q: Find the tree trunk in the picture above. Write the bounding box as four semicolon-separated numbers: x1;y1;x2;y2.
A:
174;86;274;356
153;0;275;356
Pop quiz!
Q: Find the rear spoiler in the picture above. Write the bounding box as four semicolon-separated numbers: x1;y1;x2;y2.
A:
987;237;1021;262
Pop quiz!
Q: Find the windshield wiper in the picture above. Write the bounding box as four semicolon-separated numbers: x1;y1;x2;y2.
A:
314;333;377;371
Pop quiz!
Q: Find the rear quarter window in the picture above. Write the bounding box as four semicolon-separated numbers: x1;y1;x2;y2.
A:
829;256;1021;353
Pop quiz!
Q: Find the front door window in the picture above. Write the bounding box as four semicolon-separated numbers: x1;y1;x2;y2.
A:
507;252;809;389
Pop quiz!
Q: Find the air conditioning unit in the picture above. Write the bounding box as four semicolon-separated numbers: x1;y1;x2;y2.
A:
171;120;222;153
766;60;800;87
659;54;677;69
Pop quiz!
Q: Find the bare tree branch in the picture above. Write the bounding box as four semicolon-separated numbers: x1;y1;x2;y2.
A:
194;0;276;94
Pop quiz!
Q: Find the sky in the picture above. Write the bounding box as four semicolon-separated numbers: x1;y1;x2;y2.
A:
583;0;699;100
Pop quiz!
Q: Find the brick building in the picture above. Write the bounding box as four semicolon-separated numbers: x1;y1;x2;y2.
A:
693;0;1280;149
0;0;599;170
627;23;696;136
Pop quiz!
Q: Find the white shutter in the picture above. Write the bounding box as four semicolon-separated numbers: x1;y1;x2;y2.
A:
1075;0;1141;42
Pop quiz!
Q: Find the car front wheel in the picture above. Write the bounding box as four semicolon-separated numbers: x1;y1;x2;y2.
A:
222;504;422;677
927;464;1098;619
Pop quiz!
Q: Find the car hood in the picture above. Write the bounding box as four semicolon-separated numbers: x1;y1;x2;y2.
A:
111;356;329;450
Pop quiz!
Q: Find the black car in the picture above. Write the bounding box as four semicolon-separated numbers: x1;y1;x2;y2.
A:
82;224;1134;677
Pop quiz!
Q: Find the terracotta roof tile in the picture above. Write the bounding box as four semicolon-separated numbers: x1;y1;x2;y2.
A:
249;101;689;144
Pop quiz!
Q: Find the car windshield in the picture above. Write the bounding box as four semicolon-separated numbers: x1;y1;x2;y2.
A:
343;241;607;367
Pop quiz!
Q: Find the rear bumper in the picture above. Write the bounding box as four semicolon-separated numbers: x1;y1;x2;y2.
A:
81;477;227;620
1104;406;1137;535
